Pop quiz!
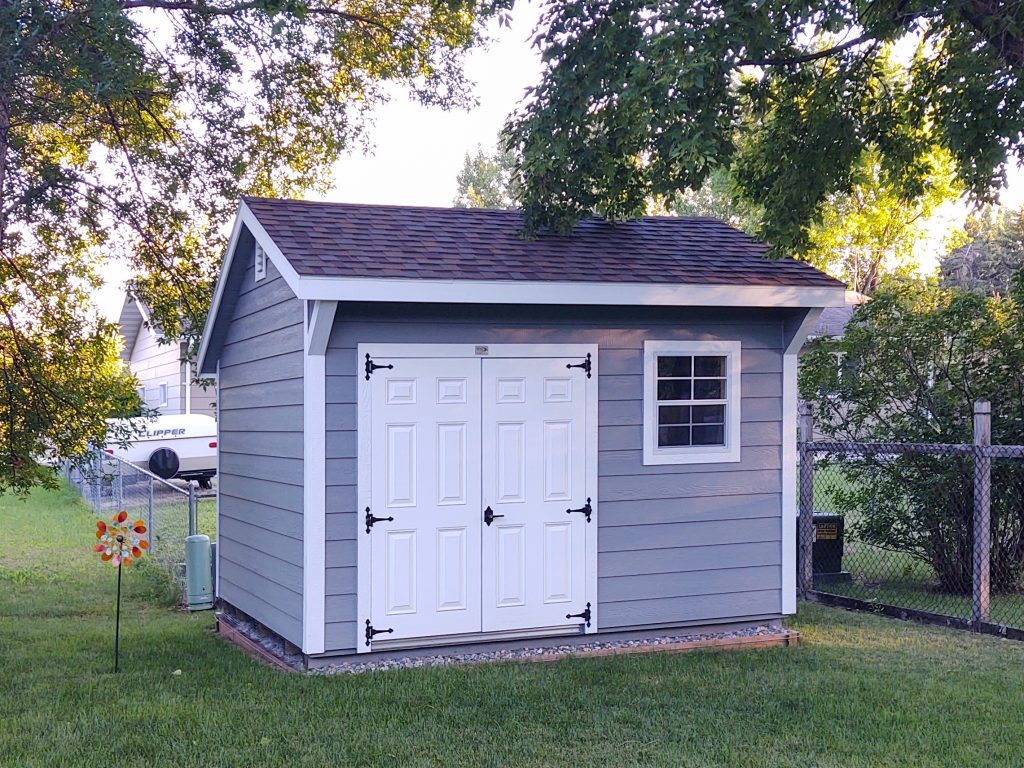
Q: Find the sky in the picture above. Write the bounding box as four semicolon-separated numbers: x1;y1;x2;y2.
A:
97;2;1023;320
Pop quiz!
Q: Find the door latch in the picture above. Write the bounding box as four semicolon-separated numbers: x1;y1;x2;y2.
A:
566;602;592;627
566;498;593;523
365;619;394;646
483;506;504;526
365;506;394;533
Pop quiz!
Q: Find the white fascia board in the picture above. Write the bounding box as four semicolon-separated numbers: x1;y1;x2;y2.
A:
780;307;823;615
293;275;847;309
196;208;246;376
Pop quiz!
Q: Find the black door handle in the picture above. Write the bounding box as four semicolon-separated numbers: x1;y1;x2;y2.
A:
484;506;504;526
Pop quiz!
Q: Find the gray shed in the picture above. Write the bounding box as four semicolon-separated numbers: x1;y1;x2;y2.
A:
197;197;845;664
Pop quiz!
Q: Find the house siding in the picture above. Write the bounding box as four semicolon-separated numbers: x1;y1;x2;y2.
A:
126;325;215;417
217;251;305;647
322;303;793;654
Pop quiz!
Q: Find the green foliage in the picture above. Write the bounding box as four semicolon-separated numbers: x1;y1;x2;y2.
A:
940;206;1024;295
509;1;1024;251
801;276;1024;592
671;168;761;235
453;144;518;208
801;148;961;294
1;0;506;489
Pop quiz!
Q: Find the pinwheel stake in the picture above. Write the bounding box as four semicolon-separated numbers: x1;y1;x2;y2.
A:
94;511;148;673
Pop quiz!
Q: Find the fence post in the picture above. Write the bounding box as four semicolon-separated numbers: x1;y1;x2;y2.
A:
973;400;992;626
188;480;198;538
798;401;815;597
147;479;155;554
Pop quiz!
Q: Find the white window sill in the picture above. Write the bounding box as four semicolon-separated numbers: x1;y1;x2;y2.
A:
643;447;742;466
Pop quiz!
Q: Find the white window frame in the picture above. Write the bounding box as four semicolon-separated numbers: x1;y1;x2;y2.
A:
642;340;742;465
158;382;168;408
254;242;267;282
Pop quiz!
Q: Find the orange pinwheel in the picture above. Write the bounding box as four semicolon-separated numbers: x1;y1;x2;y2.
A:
94;510;149;566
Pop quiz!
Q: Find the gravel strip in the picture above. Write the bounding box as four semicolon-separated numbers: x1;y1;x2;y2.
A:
311;624;787;675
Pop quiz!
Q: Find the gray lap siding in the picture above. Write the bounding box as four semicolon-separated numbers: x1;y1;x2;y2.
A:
323;303;789;654
217;250;305;648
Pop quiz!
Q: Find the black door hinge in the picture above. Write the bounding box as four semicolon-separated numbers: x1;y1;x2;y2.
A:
566;498;593;523
566;602;592;628
365;506;393;533
365;353;394;380
566;352;592;378
365;619;394;646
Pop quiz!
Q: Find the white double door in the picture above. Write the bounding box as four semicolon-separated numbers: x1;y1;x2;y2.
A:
366;354;591;644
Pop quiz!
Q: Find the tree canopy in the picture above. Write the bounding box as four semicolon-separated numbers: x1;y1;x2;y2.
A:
800;274;1024;592
508;1;1024;255
453;145;518;208
940;206;1024;295
1;0;507;488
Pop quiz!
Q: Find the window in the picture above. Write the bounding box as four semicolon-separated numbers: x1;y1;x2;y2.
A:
643;340;742;465
137;385;146;404
158;383;168;408
254;242;267;282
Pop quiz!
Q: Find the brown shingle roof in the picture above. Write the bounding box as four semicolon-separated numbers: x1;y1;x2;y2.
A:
243;197;845;288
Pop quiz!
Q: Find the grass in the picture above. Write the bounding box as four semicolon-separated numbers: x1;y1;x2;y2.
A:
3;485;1024;767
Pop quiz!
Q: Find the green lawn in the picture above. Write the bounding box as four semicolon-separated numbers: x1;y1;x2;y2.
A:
2;485;1024;767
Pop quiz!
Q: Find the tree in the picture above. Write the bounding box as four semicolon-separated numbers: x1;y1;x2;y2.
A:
508;1;1024;255
453;145;517;208
800;275;1024;593
801;149;961;294
940;207;1024;295
1;0;507;489
671;169;761;236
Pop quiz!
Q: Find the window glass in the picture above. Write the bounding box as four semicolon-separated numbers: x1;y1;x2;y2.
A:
655;354;727;447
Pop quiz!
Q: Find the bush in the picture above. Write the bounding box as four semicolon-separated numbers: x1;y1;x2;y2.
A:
801;273;1024;594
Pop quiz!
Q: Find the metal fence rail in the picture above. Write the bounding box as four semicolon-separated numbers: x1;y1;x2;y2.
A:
66;448;216;590
798;400;1024;639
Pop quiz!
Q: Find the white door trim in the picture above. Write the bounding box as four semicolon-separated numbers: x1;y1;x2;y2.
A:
355;342;598;653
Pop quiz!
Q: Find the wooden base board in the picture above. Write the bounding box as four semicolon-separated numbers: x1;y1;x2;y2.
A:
523;629;800;663
217;617;297;673
219;614;799;673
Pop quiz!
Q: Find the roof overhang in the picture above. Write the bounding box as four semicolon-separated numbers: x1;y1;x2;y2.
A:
197;200;848;375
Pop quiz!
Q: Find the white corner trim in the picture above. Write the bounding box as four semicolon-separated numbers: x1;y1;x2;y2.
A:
302;300;330;655
214;360;221;599
781;308;823;615
642;340;742;466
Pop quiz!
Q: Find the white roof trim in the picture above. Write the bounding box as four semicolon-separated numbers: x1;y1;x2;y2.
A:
198;203;847;374
292;274;845;308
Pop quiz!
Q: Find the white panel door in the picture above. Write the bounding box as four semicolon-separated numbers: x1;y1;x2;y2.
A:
481;358;590;632
369;358;482;642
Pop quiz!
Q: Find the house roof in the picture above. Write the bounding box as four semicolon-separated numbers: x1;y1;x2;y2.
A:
242;197;845;288
115;294;149;361
809;291;869;340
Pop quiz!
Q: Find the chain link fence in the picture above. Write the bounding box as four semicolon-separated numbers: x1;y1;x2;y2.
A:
66;449;216;590
798;400;1024;639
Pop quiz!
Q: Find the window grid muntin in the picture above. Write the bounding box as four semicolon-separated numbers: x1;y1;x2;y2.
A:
656;354;728;448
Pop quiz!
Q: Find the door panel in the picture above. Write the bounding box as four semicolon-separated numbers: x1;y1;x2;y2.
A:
369;358;482;640
482;358;589;632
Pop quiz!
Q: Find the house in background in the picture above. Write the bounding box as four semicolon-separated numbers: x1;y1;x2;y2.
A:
806;291;868;343
117;294;215;417
197;198;846;666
